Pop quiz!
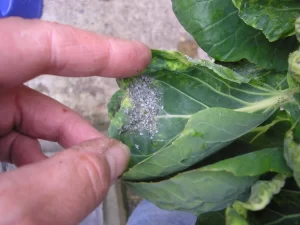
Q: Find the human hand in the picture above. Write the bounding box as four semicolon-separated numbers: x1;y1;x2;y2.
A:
0;18;151;225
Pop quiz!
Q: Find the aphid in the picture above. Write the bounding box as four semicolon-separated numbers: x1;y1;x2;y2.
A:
125;76;161;138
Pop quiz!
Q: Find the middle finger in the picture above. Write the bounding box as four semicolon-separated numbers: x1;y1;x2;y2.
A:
0;85;104;148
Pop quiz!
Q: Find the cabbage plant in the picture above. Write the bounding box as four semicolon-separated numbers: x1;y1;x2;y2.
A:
108;1;300;224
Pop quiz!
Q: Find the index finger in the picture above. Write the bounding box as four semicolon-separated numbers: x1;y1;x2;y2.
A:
0;18;151;87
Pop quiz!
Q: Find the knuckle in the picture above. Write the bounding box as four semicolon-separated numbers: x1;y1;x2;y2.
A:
98;38;113;75
66;149;110;201
75;151;111;200
44;22;78;73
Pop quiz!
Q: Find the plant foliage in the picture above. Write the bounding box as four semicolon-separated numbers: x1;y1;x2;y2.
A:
108;1;300;224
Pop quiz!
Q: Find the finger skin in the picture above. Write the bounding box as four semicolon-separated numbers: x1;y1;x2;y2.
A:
0;17;151;88
0;86;104;148
0;138;130;225
0;17;135;225
0;131;47;166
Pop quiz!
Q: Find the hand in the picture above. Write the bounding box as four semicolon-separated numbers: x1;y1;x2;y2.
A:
0;18;151;225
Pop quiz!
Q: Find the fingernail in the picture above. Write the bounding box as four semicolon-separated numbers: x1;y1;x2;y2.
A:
105;143;130;182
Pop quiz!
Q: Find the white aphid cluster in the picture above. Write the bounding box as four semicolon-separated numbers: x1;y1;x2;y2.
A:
123;76;161;137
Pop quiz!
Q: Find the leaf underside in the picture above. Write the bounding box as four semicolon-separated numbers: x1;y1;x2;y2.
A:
126;148;290;215
108;50;299;219
109;50;289;181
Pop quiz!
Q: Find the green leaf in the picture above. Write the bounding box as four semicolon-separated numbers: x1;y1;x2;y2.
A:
108;50;299;180
287;73;299;88
172;0;298;71
125;148;290;215
126;172;255;216
147;49;249;83
123;108;272;181
201;149;291;177
287;18;300;86
196;179;300;225
226;175;287;225
241;110;292;150
219;61;290;91
296;17;300;43
284;123;300;188
217;60;275;81
247;179;300;225
108;90;126;120
226;207;249;225
253;72;289;91
284;95;300;121
288;49;300;84
234;175;287;212
232;0;300;42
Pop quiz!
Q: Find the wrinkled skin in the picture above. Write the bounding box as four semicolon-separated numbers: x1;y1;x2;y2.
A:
0;17;151;225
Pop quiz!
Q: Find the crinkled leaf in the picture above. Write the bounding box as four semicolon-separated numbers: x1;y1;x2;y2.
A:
284;123;300;188
232;0;300;42
296;17;300;42
125;148;290;215
196;179;300;225
234;175;287;212
279;49;300;120
289;49;300;84
283;92;300;121
146;50;249;83
287;73;299;89
248;179;300;225
108;90;126;120
226;207;249;225
287;17;300;87
172;0;298;71
226;175;287;225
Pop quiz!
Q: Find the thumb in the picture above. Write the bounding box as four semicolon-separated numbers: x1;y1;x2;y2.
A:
0;137;130;225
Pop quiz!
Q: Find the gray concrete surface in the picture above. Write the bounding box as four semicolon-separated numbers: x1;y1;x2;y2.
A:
43;0;187;49
26;0;189;132
19;1;204;225
103;181;127;225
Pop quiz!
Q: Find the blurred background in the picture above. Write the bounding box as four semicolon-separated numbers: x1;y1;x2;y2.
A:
0;0;208;224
